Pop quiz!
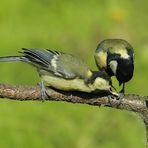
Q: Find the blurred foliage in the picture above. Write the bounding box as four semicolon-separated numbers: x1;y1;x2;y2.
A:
0;0;147;147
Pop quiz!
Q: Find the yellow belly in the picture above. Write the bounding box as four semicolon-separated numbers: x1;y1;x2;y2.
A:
41;75;93;92
41;74;111;93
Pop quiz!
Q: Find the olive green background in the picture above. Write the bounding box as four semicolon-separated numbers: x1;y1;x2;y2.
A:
0;0;147;148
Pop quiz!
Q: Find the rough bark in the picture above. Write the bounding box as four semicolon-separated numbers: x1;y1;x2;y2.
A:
0;83;148;147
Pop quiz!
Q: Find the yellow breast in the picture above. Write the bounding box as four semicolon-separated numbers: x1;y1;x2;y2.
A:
41;74;110;93
41;75;93;92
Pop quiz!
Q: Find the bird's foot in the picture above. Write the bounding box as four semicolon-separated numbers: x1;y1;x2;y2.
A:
116;92;124;107
107;92;124;107
107;95;115;106
38;81;49;102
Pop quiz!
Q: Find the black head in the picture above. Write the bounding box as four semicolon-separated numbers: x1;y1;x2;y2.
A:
106;51;134;85
96;39;134;86
116;57;134;85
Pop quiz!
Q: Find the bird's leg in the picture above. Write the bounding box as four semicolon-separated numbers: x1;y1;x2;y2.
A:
120;83;125;94
118;83;125;100
107;89;119;106
38;81;49;101
107;95;114;106
107;83;125;107
114;83;125;107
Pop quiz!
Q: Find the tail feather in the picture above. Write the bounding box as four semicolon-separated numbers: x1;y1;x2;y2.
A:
22;48;50;66
0;56;25;62
0;48;60;71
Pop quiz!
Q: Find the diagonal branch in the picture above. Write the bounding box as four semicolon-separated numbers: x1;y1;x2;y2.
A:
0;83;148;147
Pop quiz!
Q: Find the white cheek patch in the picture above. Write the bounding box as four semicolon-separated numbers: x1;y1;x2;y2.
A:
109;60;118;75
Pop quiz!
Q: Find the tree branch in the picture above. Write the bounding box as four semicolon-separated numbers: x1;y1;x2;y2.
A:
0;83;148;147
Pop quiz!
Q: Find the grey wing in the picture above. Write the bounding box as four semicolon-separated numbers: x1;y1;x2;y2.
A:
21;48;90;79
55;53;91;79
47;52;77;79
21;48;55;70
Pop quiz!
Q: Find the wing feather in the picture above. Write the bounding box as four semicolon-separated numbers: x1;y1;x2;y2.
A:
21;48;91;80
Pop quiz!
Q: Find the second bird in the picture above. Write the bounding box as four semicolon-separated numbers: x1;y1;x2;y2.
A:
94;39;134;94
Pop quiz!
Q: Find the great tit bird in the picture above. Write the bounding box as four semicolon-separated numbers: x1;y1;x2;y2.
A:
0;48;117;98
94;39;134;94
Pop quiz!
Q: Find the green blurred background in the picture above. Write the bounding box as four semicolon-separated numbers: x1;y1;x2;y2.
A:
0;0;147;147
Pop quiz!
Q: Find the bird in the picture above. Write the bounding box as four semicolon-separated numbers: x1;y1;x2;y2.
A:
94;39;134;95
0;48;118;99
